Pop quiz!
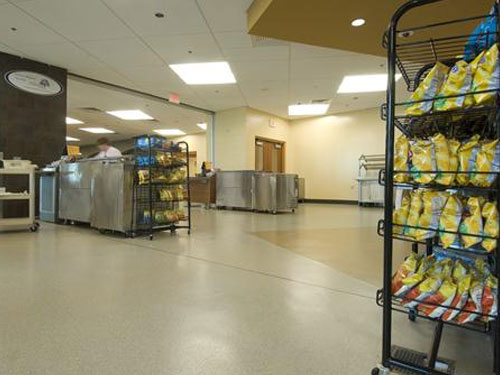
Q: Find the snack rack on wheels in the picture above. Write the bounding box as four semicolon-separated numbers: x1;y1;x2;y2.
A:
132;135;191;240
374;1;500;374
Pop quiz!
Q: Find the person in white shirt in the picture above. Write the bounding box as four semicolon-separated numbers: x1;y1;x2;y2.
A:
96;137;122;158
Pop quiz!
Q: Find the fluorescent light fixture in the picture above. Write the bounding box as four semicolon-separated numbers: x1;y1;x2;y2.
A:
337;74;402;93
66;136;80;141
154;129;186;136
66;116;83;125
79;127;115;134
197;122;207;130
351;18;366;27
106;110;154;120
288;103;330;116
169;62;236;85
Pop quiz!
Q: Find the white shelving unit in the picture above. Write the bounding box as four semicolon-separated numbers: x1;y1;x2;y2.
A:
0;163;39;232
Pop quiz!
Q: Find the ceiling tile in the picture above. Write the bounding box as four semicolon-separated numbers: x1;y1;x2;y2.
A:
190;85;246;110
214;32;253;49
102;0;209;37
289;79;336;102
145;33;223;64
196;0;248;32
0;3;66;45
78;38;163;68
0;42;25;56
223;46;289;62
17;0;134;41
231;60;289;82
13;42;109;72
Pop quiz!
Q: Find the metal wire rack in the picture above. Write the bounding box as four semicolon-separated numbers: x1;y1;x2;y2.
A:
374;1;500;374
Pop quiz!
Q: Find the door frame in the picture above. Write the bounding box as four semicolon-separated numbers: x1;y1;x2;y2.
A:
255;136;286;172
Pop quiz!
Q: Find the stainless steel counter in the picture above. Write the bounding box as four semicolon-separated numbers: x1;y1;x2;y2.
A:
216;171;298;213
59;158;134;233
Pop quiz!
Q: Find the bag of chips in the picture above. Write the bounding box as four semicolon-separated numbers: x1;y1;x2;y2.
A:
444;140;461;186
439;195;463;248
393;190;411;235
395;135;410;182
392;252;420;296
406;62;450;115
457;135;480;185
402;274;443;309
442;274;472;322
410;140;436;184
482;202;499;252
434;61;474;111
471;139;500;187
432;134;450;185
456;280;484;324
482;275;498;322
472;44;500;105
416;191;448;241
419;277;457;318
460;197;484;248
404;190;423;237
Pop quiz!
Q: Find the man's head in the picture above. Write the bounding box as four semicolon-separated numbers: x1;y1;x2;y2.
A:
97;137;111;152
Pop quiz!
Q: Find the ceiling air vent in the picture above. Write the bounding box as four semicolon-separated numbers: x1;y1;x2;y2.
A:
78;107;104;113
311;99;331;104
250;35;289;48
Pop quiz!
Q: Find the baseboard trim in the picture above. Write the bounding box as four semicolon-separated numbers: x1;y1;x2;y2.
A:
302;199;358;205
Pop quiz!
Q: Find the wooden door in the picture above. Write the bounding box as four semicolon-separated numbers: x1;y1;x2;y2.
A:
255;138;285;173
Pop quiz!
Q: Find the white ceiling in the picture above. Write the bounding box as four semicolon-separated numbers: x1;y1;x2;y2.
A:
0;0;404;123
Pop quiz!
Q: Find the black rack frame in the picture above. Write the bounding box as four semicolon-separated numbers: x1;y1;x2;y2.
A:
376;1;500;374
131;135;192;240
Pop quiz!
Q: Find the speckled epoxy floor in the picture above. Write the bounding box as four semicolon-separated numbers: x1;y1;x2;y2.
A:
0;204;494;374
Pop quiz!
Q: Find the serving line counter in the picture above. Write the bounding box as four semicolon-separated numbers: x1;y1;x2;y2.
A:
216;171;298;214
58;157;135;234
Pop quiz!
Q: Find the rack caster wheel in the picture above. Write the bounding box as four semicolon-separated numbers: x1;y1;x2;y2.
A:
149;234;153;241
29;225;39;232
408;309;417;322
371;368;380;375
372;365;390;375
99;229;106;235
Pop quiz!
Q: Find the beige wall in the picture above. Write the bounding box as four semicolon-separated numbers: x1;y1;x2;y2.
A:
245;108;291;170
214;107;248;170
289;107;385;200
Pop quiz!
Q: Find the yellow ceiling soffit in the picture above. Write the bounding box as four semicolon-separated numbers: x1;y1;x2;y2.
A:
247;0;493;57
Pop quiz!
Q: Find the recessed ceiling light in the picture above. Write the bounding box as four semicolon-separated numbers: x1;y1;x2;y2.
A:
169;62;236;85
351;18;366;27
197;122;207;131
337;74;402;94
79;127;115;134
66;116;84;125
66;136;80;142
154;129;186;136
106;110;154;120
288;103;330;116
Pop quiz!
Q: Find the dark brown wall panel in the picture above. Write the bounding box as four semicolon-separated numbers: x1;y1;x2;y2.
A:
0;52;67;217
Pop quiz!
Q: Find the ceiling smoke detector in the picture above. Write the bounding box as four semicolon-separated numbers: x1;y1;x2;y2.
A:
398;30;415;38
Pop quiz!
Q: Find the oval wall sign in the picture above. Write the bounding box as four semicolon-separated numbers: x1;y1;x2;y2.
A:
4;70;63;96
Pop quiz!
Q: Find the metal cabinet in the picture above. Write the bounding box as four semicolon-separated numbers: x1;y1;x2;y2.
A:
216;171;254;210
39;168;58;222
59;161;96;223
90;161;134;233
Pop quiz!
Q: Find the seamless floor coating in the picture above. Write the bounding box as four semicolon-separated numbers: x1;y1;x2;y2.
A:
0;204;493;374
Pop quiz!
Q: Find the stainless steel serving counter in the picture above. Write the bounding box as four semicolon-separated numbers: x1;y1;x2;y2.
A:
59;157;134;233
216;171;298;213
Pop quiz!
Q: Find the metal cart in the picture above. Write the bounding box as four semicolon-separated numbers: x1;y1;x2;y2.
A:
357;154;385;207
0;160;39;232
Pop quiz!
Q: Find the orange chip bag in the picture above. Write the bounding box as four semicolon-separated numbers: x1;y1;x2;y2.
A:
419;278;457;319
455;280;483;325
481;276;498;322
392;253;420;296
442;274;472;322
402;274;443;309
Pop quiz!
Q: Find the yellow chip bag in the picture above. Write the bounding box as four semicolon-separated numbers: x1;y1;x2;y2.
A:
464;51;486;107
416;191;448;241
439;195;463;248
457;135;480;185
410;140;436;184
404;190;423;238
460;197;484;248
393;190;411;235
445;140;461;186
406;62;450;115
482;202;498;252
471;139;500;187
392;252;421;296
472;44;500;105
394;135;410;182
434;60;473;111
432;133;450;185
